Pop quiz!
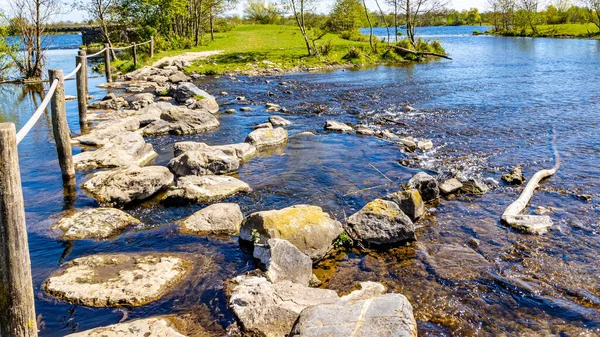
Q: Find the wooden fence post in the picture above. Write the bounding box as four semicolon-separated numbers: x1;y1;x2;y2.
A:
75;50;88;130
150;36;155;58
0;123;38;337
132;42;137;68
48;69;75;185
104;43;112;83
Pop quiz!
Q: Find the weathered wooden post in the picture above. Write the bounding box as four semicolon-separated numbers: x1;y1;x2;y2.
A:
48;69;75;185
104;43;112;83
132;42;138;68
150;36;155;58
0;123;38;337
75;50;88;130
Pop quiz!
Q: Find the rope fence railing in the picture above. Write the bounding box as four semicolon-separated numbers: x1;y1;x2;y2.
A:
86;48;106;58
0;48;90;336
100;37;154;83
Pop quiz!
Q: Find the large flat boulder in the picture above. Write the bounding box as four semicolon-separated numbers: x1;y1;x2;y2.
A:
65;317;186;337
160;106;220;135
74;118;141;147
52;208;141;240
346;199;415;246
245;127;288;149
174;141;257;161
291;293;417;337
324;120;353;132
44;254;191;307
240;205;343;261
179;203;243;235
73;132;157;170
168;149;240;177
82;166;174;207
253;238;313;286
165;175;252;203
228;275;340;337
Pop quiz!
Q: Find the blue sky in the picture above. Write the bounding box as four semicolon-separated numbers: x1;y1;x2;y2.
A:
1;0;488;23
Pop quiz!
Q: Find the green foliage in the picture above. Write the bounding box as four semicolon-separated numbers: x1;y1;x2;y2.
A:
327;0;366;33
251;229;260;244
244;0;281;24
339;29;368;42
333;232;354;248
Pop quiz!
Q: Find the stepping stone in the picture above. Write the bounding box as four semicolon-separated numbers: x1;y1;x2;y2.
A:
44;253;191;307
53;208;141;240
179;203;243;235
73;132;157;170
245;127;288;149
174;141;257;161
65;316;186;337
165;175;252;203
324;120;353;132
82;166;174;208
269;116;292;126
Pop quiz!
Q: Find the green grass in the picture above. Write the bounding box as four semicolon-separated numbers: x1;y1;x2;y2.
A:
114;24;447;76
492;23;600;38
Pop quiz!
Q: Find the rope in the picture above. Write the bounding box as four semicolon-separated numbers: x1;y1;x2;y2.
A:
136;40;151;46
86;48;106;58
110;44;133;51
109;40;151;51
64;63;82;80
16;79;59;144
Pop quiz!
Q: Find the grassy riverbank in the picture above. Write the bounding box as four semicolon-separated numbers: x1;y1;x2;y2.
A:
489;23;600;38
113;24;446;76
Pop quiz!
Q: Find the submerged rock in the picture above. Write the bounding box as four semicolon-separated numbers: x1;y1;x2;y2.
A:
384;189;425;221
460;178;489;195
324;120;353;132
240;205;343;261
502;166;526;185
245;127;288;149
269;116;292;126
228;275;340;337
168;150;240;176
165;175;252;203
502;214;553;234
399;137;417;152
179;203;243;235
44;253;191;307
347;199;416;246
82;166;174;207
419;243;490;281
65;316;187;337
291;293;417;337
417;139;433;151
253;238;313;286
53;208;141;240
408;172;439;202
440;178;463;195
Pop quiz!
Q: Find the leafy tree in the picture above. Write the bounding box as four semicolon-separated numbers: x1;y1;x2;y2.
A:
244;0;282;24
327;0;365;33
77;0;119;58
582;0;600;28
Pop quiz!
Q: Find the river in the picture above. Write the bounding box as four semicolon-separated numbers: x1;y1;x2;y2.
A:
1;27;599;336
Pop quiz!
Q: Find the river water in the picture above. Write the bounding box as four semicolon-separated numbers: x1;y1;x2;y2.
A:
1;27;599;336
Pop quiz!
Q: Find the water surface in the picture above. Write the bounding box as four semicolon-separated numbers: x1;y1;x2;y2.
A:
1;29;599;336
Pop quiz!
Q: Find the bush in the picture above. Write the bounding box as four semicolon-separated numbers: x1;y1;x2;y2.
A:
343;46;361;60
339;29;368;42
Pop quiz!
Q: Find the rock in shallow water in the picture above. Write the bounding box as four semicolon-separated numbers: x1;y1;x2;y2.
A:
82;166;174;207
228;275;340;337
44;254;191;307
245;127;288;149
174;141;257;161
419;243;490;281
502;214;553;234
291;293;417;337
168;149;240;176
384;189;424;221
165;175;252;203
65;317;186;337
53;208;141;240
408;172;439;202
269;115;292;126
440;178;463;195
179;203;243;235
240;205;343;261
347;199;416;246
73;132;157;170
502;166;526;185
253;238;313;286
324;120;353;132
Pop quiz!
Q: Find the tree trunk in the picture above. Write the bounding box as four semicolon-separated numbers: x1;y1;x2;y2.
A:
362;0;374;50
374;0;390;45
210;7;215;41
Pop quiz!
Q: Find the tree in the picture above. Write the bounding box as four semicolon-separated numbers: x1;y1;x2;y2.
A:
327;0;365;33
244;0;282;24
205;0;238;41
582;0;600;28
401;0;448;47
0;13;14;81
281;0;316;56
8;0;63;80
466;8;481;24
77;0;118;59
518;0;541;34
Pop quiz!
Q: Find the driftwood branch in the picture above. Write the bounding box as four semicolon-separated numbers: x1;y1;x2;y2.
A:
501;128;560;234
394;46;453;60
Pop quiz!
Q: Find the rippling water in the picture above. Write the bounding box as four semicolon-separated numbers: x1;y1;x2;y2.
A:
1;28;599;336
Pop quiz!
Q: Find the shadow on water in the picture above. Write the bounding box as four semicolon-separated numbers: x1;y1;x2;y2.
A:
1;30;600;336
